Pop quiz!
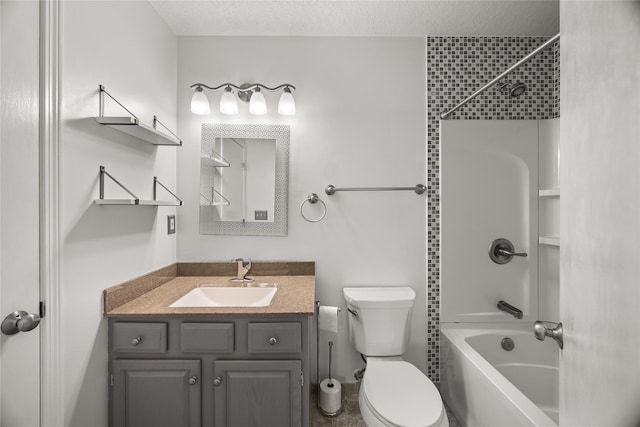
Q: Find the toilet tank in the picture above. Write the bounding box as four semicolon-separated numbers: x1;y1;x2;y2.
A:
343;287;416;356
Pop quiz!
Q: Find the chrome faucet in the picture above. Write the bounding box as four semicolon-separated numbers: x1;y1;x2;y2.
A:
533;321;564;349
230;258;254;283
497;300;523;319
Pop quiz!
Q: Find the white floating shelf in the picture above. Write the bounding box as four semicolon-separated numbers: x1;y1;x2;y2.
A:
539;236;560;246
94;199;182;206
539;188;560;197
95;116;182;146
201;154;230;167
95;167;183;207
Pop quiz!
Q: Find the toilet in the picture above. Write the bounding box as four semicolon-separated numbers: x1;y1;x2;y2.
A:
343;287;449;427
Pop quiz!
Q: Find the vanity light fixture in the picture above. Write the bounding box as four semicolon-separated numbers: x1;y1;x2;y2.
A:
219;86;239;115
190;83;296;116
278;86;296;116
249;87;267;115
190;86;210;115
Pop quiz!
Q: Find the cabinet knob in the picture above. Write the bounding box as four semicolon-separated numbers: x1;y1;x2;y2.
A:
213;376;222;386
268;337;278;345
188;376;198;385
131;337;142;346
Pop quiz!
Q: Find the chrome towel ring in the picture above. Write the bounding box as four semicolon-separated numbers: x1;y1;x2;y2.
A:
300;193;327;223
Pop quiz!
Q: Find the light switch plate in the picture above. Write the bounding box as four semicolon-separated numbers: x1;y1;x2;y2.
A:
167;215;176;234
254;210;268;221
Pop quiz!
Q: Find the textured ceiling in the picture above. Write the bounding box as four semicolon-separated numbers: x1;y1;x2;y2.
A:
150;0;560;37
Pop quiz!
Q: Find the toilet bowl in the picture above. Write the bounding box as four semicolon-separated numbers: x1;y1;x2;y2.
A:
343;287;449;427
358;358;448;427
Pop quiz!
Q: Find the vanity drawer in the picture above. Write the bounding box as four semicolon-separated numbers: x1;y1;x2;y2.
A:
112;322;167;354
180;323;234;353
247;322;301;354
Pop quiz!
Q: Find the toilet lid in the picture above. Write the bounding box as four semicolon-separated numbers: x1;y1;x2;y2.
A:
362;361;444;427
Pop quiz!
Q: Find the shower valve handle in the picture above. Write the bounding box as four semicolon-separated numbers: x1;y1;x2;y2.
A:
489;238;527;264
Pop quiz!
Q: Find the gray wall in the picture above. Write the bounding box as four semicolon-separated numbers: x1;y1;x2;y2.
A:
176;36;427;381
559;1;640;425
59;2;177;425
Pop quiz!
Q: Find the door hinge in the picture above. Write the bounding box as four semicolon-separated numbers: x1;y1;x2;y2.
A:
300;372;304;387
39;301;46;318
110;374;114;387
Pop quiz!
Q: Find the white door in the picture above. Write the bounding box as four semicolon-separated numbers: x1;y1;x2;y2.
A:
560;1;640;425
0;1;42;425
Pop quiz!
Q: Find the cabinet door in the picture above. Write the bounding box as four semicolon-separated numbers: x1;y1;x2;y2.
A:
214;360;302;427
112;359;201;427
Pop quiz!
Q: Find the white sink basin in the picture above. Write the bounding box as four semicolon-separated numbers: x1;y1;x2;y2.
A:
170;286;277;308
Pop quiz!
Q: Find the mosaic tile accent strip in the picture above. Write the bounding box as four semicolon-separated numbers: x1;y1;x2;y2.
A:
426;37;560;382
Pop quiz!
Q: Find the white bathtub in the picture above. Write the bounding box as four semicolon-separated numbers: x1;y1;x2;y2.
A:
440;326;559;427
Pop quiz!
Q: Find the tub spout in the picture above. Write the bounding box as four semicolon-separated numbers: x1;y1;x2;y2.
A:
497;300;523;319
533;321;564;349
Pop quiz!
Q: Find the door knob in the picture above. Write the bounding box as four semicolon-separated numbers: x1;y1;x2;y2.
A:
534;321;564;349
1;310;41;335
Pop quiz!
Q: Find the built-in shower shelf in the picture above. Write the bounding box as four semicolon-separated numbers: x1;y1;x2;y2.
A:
539;236;560;246
539;188;560;197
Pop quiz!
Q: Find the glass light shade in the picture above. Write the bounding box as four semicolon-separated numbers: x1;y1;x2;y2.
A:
249;89;267;115
190;87;210;115
220;88;238;115
278;89;296;115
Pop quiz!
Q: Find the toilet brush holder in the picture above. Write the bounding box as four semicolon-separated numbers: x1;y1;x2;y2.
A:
318;341;342;416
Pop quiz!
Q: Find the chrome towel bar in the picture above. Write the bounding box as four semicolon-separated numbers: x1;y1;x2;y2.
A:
325;184;426;195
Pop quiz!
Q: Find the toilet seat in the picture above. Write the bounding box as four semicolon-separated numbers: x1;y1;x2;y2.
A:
362;359;445;427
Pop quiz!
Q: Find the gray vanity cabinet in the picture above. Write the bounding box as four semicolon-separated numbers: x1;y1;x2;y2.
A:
108;316;311;427
111;359;201;427
213;360;302;427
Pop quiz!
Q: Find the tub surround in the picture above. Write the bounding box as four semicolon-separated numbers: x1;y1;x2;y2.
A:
427;36;560;381
104;262;315;316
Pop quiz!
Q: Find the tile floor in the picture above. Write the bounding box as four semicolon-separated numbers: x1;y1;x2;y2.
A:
309;384;461;427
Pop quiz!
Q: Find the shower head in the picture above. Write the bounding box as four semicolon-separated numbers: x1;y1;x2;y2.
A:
509;82;527;97
496;81;527;98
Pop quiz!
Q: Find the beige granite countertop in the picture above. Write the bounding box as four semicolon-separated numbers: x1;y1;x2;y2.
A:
105;275;315;317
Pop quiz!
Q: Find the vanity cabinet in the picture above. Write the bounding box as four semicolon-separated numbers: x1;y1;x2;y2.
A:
108;316;311;427
213;360;302;427
112;359;201;427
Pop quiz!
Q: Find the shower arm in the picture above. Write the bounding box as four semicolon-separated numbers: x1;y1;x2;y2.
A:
440;33;560;119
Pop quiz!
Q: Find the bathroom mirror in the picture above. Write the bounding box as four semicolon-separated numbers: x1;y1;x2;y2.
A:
199;123;289;236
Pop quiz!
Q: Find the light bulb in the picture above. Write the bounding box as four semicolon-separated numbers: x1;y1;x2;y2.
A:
278;87;296;115
249;87;267;115
190;86;210;115
220;86;238;115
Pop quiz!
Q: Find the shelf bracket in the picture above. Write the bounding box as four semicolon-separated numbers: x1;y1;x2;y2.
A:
153;116;182;145
98;85;138;121
99;166;139;203
200;189;230;207
154;177;183;206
